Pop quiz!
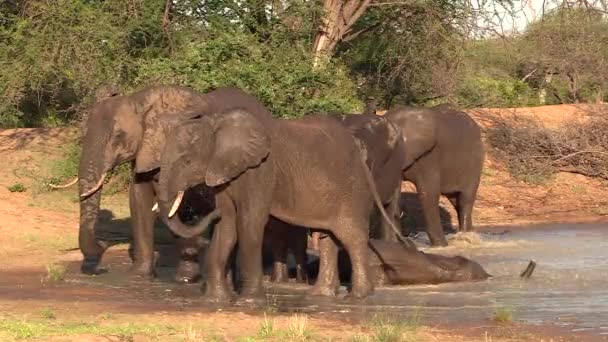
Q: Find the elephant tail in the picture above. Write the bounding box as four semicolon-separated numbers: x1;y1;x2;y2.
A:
359;153;415;249
519;259;537;279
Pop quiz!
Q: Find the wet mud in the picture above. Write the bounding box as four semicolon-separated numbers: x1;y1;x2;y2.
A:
0;223;606;339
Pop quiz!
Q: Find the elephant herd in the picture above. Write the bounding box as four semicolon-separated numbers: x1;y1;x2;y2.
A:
55;85;494;301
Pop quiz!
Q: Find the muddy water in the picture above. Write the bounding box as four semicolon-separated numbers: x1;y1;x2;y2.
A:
61;223;608;336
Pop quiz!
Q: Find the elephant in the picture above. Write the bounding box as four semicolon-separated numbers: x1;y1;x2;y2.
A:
62;85;273;281
305;239;491;286
384;105;485;247
155;109;409;301
263;217;309;284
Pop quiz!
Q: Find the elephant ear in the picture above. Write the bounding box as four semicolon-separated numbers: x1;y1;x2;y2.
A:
205;109;271;187
135;103;209;174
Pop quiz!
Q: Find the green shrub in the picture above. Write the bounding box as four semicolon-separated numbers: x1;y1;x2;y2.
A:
7;183;26;193
456;76;539;108
135;30;362;118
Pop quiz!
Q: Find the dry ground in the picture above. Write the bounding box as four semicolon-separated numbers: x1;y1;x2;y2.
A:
0;104;606;341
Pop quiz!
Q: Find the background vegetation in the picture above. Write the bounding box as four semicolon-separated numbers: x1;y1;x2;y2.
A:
2;0;608;128
2;0;608;184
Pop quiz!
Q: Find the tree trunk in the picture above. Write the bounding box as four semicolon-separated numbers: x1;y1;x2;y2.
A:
312;0;372;66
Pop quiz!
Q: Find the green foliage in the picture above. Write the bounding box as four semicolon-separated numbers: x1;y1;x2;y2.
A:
516;7;608;104
456;76;538;108
0;0;131;127
0;0;360;128
136;30;361;118
342;2;465;107
7;183;26;193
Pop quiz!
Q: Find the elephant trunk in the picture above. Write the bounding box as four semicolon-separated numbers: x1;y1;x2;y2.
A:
157;161;220;239
157;195;221;239
78;146;110;274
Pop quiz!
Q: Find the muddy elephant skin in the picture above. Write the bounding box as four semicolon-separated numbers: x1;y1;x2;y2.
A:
329;113;408;241
156;111;404;301
77;85;271;279
385;105;485;247
307;239;491;286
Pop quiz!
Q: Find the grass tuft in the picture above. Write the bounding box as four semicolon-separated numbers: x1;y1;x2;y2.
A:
492;305;514;323
366;311;421;342
284;314;313;341
45;263;67;282
40;308;56;320
257;313;275;339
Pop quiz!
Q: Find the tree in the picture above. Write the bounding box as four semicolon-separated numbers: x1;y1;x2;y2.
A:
518;7;608;104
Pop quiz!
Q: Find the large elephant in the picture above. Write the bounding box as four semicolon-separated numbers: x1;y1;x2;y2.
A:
384;105;485;246
306;239;491;285
72;85;272;280
155;109;408;300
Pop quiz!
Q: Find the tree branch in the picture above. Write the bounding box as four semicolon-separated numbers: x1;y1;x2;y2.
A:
342;22;381;42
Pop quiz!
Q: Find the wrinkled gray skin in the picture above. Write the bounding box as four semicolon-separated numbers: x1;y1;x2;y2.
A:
384;105;485;246
77;85;271;280
329;113;409;241
306;239;491;286
157;110;406;301
274;113;412;280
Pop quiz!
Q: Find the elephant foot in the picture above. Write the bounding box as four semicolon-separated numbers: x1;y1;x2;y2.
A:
308;284;338;297
270;266;289;283
80;256;107;275
239;284;264;299
428;236;448;247
128;262;156;279
201;281;235;303
175;261;201;284
295;274;309;284
347;282;374;299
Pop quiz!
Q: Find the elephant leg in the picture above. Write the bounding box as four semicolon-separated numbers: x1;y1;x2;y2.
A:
380;186;403;242
309;233;340;297
457;189;477;232
235;206;269;298
270;236;289;283
333;221;373;298
174;237;203;283
292;228;309;284
202;194;237;302
416;180;448;247
128;178;157;278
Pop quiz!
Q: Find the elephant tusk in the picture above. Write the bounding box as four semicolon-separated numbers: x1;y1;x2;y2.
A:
168;191;185;218
151;202;159;212
79;172;107;199
48;177;78;189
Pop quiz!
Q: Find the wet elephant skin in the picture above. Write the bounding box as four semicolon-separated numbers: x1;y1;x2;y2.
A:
77;85;272;282
156;111;403;301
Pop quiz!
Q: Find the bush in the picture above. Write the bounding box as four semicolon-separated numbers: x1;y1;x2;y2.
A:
8;183;26;193
456;76;539;108
135;30;361;118
487;110;608;184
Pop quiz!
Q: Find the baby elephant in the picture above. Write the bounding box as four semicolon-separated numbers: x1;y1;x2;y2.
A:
307;239;490;286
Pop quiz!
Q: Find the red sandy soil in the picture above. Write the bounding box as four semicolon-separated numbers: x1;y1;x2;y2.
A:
0;105;607;341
